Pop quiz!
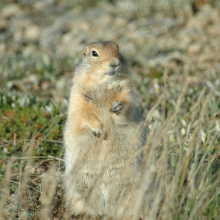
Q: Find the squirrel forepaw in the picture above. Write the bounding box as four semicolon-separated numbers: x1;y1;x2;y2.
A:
110;100;123;115
91;126;102;138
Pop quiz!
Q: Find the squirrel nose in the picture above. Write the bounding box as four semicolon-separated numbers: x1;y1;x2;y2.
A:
110;59;120;68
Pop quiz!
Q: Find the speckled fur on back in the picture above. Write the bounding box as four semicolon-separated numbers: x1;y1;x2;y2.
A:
64;41;147;219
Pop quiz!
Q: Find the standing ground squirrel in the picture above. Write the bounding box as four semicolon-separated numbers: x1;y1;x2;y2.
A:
64;41;147;219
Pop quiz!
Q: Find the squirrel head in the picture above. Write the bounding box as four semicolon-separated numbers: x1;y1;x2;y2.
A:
81;41;129;80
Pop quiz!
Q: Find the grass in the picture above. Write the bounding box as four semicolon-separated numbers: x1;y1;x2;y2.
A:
0;51;219;219
0;1;220;219
0;91;65;157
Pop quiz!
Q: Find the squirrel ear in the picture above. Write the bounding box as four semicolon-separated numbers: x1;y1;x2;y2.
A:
82;47;88;58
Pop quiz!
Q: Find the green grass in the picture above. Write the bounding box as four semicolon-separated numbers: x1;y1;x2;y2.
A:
0;91;65;156
0;53;70;187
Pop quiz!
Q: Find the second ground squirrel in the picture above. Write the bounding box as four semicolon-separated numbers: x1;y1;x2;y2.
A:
64;41;148;219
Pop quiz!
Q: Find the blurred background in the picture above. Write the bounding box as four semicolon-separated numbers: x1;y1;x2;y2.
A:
1;0;220;98
0;1;220;219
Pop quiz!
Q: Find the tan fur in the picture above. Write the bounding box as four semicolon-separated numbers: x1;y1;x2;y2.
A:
64;41;147;219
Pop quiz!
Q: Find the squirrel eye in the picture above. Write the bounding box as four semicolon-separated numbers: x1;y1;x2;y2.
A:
92;50;98;57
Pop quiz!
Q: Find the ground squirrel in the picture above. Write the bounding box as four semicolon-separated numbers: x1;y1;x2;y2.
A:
64;41;147;219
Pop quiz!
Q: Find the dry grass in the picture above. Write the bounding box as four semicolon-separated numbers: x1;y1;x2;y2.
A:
0;72;219;219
